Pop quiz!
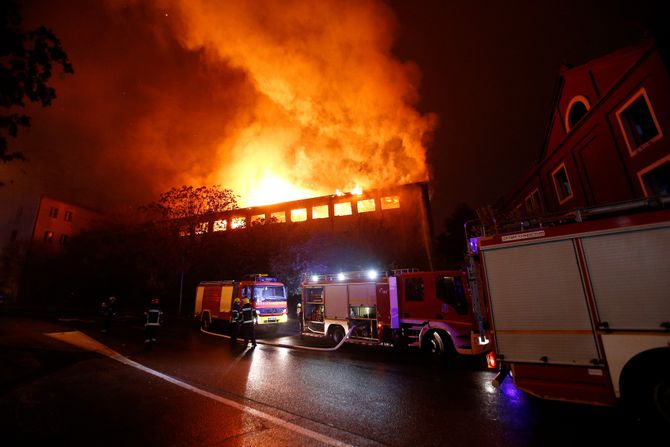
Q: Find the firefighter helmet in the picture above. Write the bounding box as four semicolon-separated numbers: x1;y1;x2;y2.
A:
234;297;241;304
243;297;250;305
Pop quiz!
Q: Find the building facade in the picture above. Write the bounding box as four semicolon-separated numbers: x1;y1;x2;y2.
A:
502;38;670;217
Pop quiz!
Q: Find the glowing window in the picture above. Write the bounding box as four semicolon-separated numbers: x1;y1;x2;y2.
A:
291;208;307;222
334;202;352;216
251;214;265;226
213;219;227;231
195;222;208;234
231;217;246;229
43;230;54;242
270;211;286;223
552;164;573;204
179;226;190;237
312;205;329;219
357;199;376;213
381;195;400;210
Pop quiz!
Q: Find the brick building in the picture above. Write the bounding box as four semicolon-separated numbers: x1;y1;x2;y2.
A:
502;38;670;216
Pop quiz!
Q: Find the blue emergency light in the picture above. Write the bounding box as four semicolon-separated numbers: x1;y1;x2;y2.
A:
257;276;277;282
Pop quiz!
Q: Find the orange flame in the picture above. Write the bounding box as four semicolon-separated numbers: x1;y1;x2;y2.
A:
124;1;437;206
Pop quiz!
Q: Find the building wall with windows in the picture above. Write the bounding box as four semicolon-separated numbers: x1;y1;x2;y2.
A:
502;38;670;216
30;195;102;249
172;182;435;270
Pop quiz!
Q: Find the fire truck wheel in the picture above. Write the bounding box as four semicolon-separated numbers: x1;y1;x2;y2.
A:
620;348;670;425
201;314;211;330
422;330;454;360
329;325;345;345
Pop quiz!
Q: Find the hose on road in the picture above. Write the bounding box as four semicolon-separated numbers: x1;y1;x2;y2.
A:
200;324;357;352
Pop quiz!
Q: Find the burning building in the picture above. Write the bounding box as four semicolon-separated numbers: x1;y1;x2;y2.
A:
174;182;434;277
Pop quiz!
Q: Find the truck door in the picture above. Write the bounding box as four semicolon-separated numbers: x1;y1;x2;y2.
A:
482;238;601;366
324;285;348;320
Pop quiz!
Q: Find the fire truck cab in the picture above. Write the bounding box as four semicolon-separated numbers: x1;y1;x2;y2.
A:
195;274;288;329
301;269;490;358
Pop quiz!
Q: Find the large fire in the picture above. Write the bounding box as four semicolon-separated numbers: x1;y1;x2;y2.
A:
123;1;437;207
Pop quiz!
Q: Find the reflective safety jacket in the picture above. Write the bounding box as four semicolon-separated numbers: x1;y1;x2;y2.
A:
241;303;257;324
231;304;241;323
145;307;163;326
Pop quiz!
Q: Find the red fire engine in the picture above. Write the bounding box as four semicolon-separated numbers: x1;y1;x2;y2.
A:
300;269;491;358
195;274;288;329
468;198;670;421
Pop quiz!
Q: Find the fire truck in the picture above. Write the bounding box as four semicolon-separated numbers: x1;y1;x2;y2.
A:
195;274;288;329
300;269;491;358
468;198;670;421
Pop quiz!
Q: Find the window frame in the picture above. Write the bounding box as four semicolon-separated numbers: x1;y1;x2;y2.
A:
551;163;574;205
637;153;670;197
615;88;663;156
524;188;543;213
564;95;591;132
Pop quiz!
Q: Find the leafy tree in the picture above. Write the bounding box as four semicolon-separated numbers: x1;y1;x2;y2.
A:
1;0;73;170
139;185;239;220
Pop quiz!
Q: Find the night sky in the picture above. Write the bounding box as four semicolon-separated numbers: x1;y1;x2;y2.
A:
0;0;664;231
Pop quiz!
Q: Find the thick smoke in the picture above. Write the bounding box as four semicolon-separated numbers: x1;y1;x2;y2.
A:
10;0;436;210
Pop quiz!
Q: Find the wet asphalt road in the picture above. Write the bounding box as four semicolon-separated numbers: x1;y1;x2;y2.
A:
0;311;663;446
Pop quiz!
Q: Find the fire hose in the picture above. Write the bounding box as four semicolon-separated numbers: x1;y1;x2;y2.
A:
200;322;359;352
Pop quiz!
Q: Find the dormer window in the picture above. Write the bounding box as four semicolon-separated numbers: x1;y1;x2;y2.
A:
565;95;591;132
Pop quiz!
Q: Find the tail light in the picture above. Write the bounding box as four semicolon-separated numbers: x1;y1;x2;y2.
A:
486;351;497;369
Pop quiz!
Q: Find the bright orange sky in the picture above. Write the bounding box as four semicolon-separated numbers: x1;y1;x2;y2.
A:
1;0;657;227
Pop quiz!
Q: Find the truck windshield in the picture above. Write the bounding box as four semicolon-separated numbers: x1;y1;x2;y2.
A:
253;286;286;303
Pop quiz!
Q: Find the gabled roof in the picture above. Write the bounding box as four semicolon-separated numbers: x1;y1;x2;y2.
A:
539;38;656;160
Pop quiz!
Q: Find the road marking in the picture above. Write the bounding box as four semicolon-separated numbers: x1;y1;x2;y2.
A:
45;331;353;447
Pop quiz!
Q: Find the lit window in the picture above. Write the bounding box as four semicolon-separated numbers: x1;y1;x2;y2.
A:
291;208;307;222
638;155;670;197
616;88;662;155
43;231;54;242
179;226;191;237
357;199;376;213
270;211;286;223
312;205;329;219
64;210;73;222
195;222;208;234
552;164;573;204
213;219;227;232
59;234;69;245
231;217;246;229
251;214;265;226
334;202;352;216
565;95;590;132
48;207;59;218
381;195;400;210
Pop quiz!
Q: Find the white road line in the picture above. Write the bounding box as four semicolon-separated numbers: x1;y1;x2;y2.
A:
45;331;353;447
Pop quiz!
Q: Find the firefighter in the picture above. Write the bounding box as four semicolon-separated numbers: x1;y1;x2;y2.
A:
230;297;242;346
241;292;257;347
100;296;117;334
144;297;163;346
296;300;303;334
